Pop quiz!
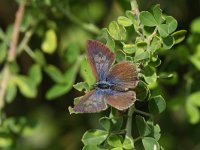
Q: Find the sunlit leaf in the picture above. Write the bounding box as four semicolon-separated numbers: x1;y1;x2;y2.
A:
5;80;17;103
44;65;65;83
190;17;200;33
142;137;160;150
82;129;108;145
117;16;132;27
13;75;37;98
171;30;187;44
152;4;164;24
73;82;89;92
28;64;42;86
0;42;7;63
123;136;134;149
80;57;96;85
140;11;157;27
108;21;126;40
64;43;80;63
41;29;57;54
107;135;122;147
83;145;107;150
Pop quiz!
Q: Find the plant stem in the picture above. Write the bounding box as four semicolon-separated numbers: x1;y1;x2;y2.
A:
0;1;26;111
8;1;26;62
134;108;152;117
125;105;135;138
57;4;100;35
0;66;10;109
130;0;140;17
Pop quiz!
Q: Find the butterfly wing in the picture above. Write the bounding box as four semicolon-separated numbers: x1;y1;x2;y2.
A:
105;90;136;110
107;61;139;90
86;40;115;81
73;90;108;113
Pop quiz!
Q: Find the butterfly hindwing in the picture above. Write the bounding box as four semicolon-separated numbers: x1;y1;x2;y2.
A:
107;61;139;90
73;90;108;113
106;90;136;110
86;40;115;80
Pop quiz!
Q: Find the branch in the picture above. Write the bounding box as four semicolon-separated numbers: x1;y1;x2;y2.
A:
8;1;26;62
0;1;26;110
57;3;101;35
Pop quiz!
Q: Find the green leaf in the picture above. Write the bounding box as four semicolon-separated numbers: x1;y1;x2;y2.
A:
135;81;150;101
117;16;133;27
46;83;71;100
99;28;115;51
0;42;7;63
187;92;200;107
189;46;200;70
44;65;65;83
186;102;200;124
143;66;157;85
166;16;178;34
123;44;136;54
142;137;160;150
185;92;200;124
80;57;96;85
162;35;175;50
140;11;157;27
123;136;134;149
190;17;200;33
34;49;46;66
152;4;164;24
73;82;89;92
108;21;126;40
41;29;57;54
5;80;17;103
116;50;126;62
125;10;135;24
107;135;122;147
158;24;169;37
148;95;166;115
13;75;37;98
64;43;79;63
109;109;123;131
171;30;187;44
134;49;149;62
149;36;161;53
147;123;161;141
99;117;112;131
28;64;42;86
136;115;151;136
83;145;107;150
82;129;108;145
0;136;13;148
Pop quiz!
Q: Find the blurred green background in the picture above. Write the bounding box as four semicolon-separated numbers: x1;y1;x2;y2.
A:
0;0;200;150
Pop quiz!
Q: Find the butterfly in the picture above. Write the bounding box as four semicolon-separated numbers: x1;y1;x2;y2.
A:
73;40;139;113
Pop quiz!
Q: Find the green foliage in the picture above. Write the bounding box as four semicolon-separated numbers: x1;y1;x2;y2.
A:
1;0;198;149
68;3;187;150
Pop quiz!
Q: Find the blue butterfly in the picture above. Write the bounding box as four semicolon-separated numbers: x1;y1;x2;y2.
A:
73;40;139;113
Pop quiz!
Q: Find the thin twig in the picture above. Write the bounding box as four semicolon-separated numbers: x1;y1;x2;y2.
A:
8;1;26;62
0;67;10;109
0;1;26;110
57;3;101;35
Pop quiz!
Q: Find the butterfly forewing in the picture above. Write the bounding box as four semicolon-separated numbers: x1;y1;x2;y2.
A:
74;90;108;113
107;61;139;90
86;40;115;80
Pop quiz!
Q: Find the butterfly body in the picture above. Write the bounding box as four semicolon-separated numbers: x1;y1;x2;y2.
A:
73;40;139;113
